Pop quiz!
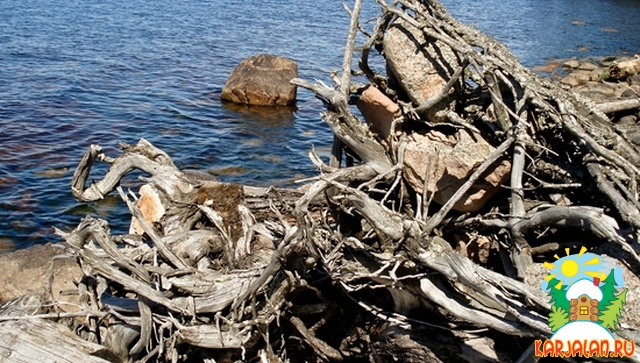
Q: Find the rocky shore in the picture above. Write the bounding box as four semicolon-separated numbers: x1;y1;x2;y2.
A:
534;54;640;120
1;42;639;361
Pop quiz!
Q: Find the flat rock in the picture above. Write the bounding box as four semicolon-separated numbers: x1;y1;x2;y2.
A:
627;74;640;86
221;54;298;106
589;68;607;82
531;61;561;74
574;82;619;102
621;87;640;98
403;129;511;212
0;243;82;311
563;59;581;69
560;71;591;87
578;61;598;71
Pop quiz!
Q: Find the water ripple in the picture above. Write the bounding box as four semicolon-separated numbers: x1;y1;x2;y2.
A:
0;0;638;251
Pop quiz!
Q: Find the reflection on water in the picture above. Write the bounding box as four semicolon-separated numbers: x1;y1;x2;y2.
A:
222;101;296;128
0;237;16;253
442;0;640;66
0;0;639;252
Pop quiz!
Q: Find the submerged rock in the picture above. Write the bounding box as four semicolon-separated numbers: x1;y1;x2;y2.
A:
221;54;298;106
0;237;15;253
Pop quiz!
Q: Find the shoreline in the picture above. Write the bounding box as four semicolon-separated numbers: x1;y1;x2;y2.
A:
1;54;639;256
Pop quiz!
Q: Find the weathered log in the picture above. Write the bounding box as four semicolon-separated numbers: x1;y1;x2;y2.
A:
0;319;119;363
597;97;640;114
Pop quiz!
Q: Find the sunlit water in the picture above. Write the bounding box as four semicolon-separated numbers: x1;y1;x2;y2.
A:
1;0;638;251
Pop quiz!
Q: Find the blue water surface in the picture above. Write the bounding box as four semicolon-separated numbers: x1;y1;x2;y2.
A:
0;0;638;251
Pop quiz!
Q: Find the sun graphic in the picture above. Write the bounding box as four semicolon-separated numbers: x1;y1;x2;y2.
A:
541;246;607;290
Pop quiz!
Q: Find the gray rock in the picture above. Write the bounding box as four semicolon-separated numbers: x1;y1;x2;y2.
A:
627;74;640;86
563;59;580;69
589;68;608;81
621;88;639;98
600;56;617;67
0;243;82;312
577;91;609;103
578;62;598;71
221;54;298;106
587;82;618;97
383;18;459;121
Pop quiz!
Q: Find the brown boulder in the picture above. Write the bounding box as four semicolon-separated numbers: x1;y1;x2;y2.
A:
356;85;401;141
221;54;298;106
383;19;458;121
560;70;591;87
403;129;511;212
531;61;561;73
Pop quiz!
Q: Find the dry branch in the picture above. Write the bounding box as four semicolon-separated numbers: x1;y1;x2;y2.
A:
597;97;640;114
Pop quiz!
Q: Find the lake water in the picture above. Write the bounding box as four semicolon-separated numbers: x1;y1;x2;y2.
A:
1;0;639;252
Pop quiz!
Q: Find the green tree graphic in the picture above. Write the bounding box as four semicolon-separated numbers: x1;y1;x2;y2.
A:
549;305;569;332
546;277;570;313
599;288;628;331
598;269;618;312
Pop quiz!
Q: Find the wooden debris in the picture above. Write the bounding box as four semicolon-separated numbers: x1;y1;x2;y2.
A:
2;0;640;362
0;319;118;363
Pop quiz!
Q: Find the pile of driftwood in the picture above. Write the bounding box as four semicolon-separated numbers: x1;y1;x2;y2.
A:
3;0;639;362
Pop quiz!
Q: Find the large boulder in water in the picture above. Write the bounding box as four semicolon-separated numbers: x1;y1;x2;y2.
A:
221;54;298;106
